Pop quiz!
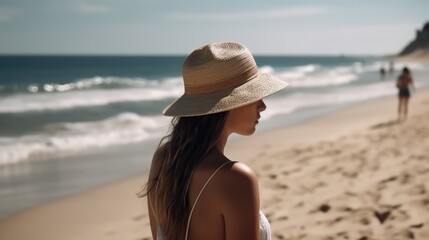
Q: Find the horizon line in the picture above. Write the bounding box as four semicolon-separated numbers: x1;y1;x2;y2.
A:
0;53;395;57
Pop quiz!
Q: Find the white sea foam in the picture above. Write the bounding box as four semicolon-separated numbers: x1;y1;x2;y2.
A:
0;83;183;113
24;76;183;93
275;64;359;87
272;58;425;89
1;75;426;166
261;80;397;121
0;113;171;165
1;60;428;166
259;65;275;74
3;61;423;114
363;60;427;72
294;64;320;73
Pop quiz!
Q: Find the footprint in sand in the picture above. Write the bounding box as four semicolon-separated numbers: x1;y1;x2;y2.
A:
274;183;289;190
275;215;289;221
379;175;398;184
370;120;399;130
282;167;302;176
410;223;424;228
133;214;145;221
374;210;391;224
268;174;277;179
407;184;426;195
387;208;410;222
392;229;416;239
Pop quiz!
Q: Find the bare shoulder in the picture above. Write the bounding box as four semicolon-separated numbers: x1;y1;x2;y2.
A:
226;162;257;182
214;161;260;236
216;162;260;207
212;161;258;186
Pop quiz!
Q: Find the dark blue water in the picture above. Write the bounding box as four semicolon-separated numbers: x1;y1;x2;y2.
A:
0;55;185;87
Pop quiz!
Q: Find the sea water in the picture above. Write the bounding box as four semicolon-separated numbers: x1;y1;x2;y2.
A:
0;55;428;219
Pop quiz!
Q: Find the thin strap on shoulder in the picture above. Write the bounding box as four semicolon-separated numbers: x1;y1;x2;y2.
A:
184;161;236;240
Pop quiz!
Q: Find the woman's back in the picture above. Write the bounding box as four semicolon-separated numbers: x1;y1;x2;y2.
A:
397;70;412;89
150;149;269;240
185;156;233;240
187;151;261;239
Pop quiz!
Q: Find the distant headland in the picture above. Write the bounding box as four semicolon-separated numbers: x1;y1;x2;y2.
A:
394;22;429;64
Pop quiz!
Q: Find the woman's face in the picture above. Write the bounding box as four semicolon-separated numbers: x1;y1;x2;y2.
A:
224;99;267;136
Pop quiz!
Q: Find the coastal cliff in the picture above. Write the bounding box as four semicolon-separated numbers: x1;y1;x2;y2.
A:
399;22;429;56
394;22;429;64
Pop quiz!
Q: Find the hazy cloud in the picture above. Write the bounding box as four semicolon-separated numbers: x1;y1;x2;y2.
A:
168;7;326;21
0;8;20;22
78;3;112;14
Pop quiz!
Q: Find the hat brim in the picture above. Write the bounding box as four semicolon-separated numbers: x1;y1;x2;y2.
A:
162;73;288;117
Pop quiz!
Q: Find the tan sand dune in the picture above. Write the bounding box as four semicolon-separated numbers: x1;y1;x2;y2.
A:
395;49;429;65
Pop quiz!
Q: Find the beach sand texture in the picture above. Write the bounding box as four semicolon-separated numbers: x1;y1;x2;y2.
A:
1;88;428;240
395;49;429;65
256;105;429;239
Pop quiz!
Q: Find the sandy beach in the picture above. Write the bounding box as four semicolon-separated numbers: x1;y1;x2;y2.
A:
1;85;429;239
394;49;429;65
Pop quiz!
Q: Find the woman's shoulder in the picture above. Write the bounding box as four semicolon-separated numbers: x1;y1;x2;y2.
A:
195;150;259;201
216;161;259;195
227;161;257;180
204;150;257;182
210;161;256;182
214;161;260;214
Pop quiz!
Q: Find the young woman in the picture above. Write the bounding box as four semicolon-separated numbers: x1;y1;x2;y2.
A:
396;67;415;121
140;42;288;239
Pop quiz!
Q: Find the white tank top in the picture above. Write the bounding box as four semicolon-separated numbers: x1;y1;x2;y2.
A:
154;161;271;240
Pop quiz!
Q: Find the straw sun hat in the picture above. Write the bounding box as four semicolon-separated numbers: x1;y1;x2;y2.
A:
162;42;288;116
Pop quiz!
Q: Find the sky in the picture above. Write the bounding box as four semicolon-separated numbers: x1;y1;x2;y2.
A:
0;0;428;55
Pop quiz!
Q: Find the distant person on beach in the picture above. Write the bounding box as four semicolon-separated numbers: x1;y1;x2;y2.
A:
379;66;386;80
396;67;415;121
139;42;287;240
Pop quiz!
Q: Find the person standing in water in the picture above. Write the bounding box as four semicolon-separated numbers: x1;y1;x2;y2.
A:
396;67;415;122
139;42;288;239
379;66;386;80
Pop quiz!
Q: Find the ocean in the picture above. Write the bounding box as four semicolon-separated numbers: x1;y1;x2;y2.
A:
1;55;428;219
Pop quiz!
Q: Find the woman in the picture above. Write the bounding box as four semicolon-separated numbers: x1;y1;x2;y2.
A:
396;67;415;121
140;42;288;239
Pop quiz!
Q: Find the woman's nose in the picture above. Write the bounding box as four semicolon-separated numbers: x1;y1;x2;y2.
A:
258;100;266;112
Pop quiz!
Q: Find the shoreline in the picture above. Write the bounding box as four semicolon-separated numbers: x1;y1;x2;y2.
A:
1;85;428;239
393;49;429;65
1;54;428;222
0;87;416;220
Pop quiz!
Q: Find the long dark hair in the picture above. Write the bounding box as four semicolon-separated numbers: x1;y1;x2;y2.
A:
139;111;228;239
